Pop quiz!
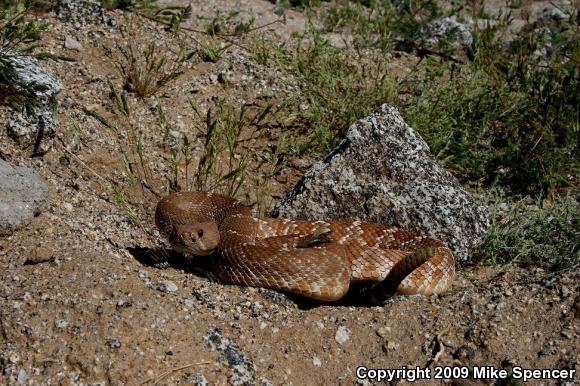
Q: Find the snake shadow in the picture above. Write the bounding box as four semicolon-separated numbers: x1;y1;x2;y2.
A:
126;246;395;309
127;246;215;278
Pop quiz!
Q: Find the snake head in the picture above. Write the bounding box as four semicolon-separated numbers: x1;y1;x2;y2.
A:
169;222;220;256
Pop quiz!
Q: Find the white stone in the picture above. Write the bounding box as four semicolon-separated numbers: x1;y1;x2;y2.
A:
335;326;351;345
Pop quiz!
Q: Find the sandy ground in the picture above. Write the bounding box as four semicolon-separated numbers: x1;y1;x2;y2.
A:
0;1;578;385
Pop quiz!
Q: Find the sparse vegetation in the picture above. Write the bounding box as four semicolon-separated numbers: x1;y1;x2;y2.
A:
288;25;399;153
295;0;579;196
471;193;579;271
109;39;192;98
201;40;226;63
187;101;279;197
406;11;579;195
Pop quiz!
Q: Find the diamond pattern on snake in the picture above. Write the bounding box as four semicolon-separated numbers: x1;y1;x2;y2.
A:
155;191;455;301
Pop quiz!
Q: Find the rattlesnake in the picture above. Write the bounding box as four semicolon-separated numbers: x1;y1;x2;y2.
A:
155;191;455;302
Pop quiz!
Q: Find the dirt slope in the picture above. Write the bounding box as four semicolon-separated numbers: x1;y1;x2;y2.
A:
0;1;578;385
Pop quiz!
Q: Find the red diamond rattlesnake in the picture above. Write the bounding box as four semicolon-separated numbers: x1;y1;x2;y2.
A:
155;191;455;301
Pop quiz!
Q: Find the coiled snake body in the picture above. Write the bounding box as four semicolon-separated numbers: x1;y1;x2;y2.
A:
155;191;455;301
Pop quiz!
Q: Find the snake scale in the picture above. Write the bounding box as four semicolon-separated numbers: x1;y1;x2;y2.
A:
155;191;455;301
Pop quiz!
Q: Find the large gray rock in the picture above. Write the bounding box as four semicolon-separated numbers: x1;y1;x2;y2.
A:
271;104;490;260
3;53;61;154
0;159;50;234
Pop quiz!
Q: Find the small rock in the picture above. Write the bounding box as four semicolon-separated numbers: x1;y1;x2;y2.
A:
0;159;50;234
64;35;82;51
382;341;399;352
376;326;391;338
204;329;256;385
209;73;218;84
538;342;557;356
560;286;570;298
260;379;273;386
195;374;209;386
106;338;122;349
116;300;131;308
156;280;178;293
54;320;68;329
312;356;321;367
63;202;73;212
335;326;351;345
25;245;55;264
9;353;20;364
17;369;27;385
561;330;573;339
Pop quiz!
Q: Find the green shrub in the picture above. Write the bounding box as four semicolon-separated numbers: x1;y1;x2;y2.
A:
289;26;399;153
471;194;579;271
406;15;579;195
312;0;579;196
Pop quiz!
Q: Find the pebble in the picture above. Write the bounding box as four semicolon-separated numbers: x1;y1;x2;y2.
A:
106;338;122;349
195;374;209;386
156;280;178;293
25;246;55;264
63;202;73;212
218;71;235;85
183;299;194;308
64;35;82;51
376;326;391;338
54;319;68;329
260;378;273;386
560;286;570;298
561;330;573;339
382;341;399;352
17;369;27;385
312;356;321;367
335;326;351;345
116;300;131;308
538;342;557;356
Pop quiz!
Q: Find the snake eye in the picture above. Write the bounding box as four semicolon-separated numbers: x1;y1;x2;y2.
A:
197;229;204;238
